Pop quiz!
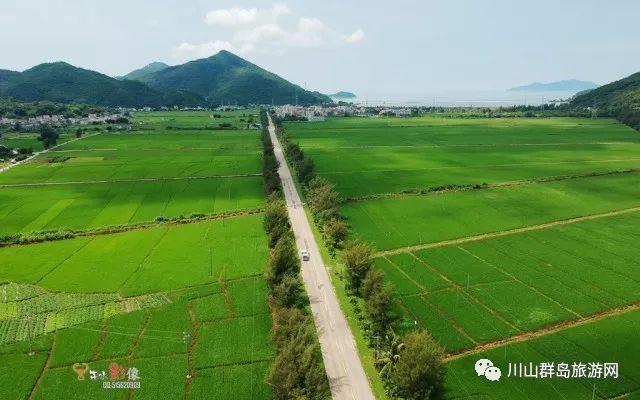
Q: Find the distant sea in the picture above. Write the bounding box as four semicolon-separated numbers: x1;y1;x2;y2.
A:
342;90;580;107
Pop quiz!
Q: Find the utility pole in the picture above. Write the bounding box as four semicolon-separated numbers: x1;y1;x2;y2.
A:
25;315;34;356
182;331;192;379
374;334;380;361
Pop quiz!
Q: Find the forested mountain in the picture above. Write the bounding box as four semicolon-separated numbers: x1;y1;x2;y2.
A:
0;51;330;107
119;62;169;82
133;50;330;105
0;62;202;107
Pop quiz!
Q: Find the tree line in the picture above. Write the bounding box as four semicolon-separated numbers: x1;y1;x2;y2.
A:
271;113;446;399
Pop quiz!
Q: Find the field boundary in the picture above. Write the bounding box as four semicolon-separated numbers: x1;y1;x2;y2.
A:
309;141;638;150
28;331;57;400
376;205;640;257
0;207;264;248
0;173;263;188
407;253;522;333
327;158;640;177
345;168;640;203
445;301;640;361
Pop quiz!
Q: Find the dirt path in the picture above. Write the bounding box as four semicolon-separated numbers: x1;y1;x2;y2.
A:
377;205;640;257
445;301;640;361
268;114;375;400
28;331;58;400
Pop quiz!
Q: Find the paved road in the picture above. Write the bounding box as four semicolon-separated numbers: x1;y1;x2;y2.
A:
267;114;375;400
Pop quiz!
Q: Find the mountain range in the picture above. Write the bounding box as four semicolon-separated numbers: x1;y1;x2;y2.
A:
509;79;599;92
0;51;330;107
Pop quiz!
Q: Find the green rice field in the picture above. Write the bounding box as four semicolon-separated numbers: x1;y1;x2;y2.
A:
285;115;640;399
0;114;264;236
0;110;275;399
284;117;640;197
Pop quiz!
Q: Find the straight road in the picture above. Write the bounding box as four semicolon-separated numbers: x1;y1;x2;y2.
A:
267;113;375;400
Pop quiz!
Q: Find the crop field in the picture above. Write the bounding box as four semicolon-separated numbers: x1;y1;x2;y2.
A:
285;115;640;398
0;176;263;235
1;276;273;399
445;309;640;400
343;172;640;250
0;213;268;295
284;116;640;197
0;130;76;152
0;113;264;236
377;211;640;350
0;110;275;399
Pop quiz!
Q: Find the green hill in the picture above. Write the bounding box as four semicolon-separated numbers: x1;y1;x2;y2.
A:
0;62;203;107
571;71;640;110
119;62;169;81
138;50;330;105
0;69;20;91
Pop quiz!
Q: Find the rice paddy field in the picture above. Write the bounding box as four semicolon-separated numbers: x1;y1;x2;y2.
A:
0;113;264;235
0;110;276;399
284;115;640;399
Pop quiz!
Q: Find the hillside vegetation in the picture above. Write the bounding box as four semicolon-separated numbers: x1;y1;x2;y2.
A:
135;50;330;105
571;71;640;110
0;51;330;107
0;62;202;107
119;61;169;81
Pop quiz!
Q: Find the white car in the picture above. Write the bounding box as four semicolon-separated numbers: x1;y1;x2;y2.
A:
301;249;310;261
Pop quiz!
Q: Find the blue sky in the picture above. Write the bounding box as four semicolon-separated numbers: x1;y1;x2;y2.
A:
1;0;639;95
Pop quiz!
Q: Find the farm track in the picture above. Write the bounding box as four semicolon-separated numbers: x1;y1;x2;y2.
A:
0;207;264;248
0;132;102;175
0;173;262;188
345;168;640;203
445;301;640;361
376;205;640;257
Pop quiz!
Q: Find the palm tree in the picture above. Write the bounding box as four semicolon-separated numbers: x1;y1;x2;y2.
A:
375;333;404;381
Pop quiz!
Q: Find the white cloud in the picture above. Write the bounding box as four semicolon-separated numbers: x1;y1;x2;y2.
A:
174;4;364;60
205;7;258;26
172;40;254;59
271;3;290;18
345;29;365;43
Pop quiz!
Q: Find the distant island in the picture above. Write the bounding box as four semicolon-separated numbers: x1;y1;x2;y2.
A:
509;79;599;92
329;91;356;99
